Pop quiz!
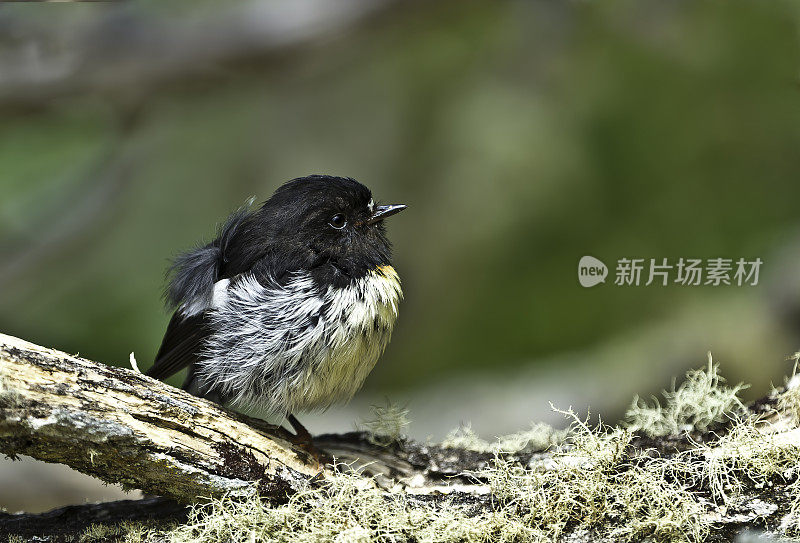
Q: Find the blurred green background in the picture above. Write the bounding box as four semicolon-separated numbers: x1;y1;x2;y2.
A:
3;0;800;449
5;0;800;512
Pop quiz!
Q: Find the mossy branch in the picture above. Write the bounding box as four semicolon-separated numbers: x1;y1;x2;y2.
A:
5;332;800;542
0;332;516;505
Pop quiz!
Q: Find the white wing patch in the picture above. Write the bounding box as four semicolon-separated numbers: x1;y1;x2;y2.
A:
211;278;230;308
179;278;232;317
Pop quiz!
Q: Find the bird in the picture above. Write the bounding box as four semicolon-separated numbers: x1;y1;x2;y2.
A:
146;175;406;457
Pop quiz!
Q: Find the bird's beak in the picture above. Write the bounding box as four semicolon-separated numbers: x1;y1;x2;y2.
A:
363;204;407;226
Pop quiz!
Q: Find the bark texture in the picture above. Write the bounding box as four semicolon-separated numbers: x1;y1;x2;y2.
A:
0;333;319;502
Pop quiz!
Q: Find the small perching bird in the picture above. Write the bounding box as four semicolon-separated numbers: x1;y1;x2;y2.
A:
146;175;406;452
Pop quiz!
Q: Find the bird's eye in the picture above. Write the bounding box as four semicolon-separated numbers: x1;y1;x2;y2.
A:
329;214;347;229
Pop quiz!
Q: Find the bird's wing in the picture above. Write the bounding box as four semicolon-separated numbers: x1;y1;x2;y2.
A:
150;201;259;381
146;312;210;380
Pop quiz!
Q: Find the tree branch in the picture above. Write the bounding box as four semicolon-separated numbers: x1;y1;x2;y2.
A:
4;332;800;541
0;333;321;502
0;333;495;503
0;497;187;540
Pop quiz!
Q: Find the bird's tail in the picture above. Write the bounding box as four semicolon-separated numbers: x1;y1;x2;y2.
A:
164;198;255;310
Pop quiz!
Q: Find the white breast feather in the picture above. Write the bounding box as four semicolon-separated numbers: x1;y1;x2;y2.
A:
198;267;402;415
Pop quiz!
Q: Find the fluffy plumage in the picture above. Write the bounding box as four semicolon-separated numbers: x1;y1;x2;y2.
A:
147;175;405;418
199;266;401;414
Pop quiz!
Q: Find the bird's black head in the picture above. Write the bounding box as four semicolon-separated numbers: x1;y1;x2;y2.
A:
247;175;406;288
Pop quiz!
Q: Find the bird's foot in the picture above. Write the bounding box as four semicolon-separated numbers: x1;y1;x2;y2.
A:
287;414;330;467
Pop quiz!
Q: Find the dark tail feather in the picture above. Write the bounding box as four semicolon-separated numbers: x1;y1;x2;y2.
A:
164;198;255;310
164;244;221;311
217;196;255;260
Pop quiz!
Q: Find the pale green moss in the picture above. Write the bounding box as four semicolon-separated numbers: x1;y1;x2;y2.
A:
162;466;541;543
121;521;167;543
777;354;800;426
71;521;155;543
79;523;121;542
778;386;800;427
357;401;410;447
126;359;800;542
783;479;800;536
487;410;707;542
442;422;565;454
624;353;747;437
